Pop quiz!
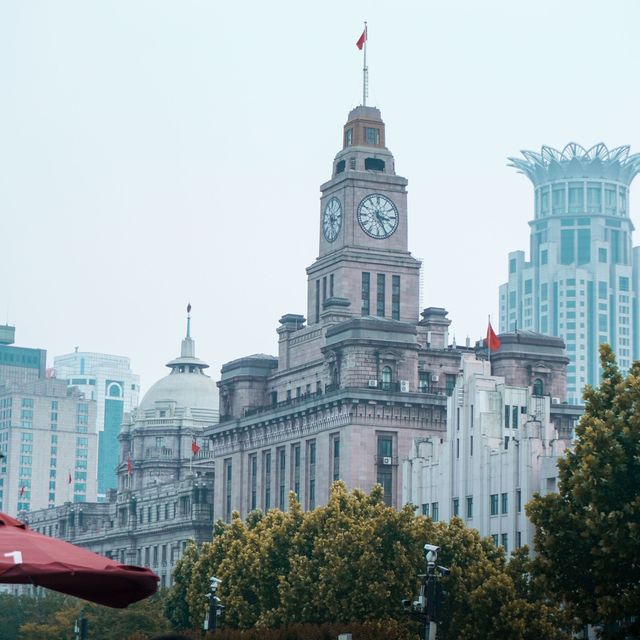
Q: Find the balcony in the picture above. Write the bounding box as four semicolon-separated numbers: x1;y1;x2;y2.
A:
144;446;173;459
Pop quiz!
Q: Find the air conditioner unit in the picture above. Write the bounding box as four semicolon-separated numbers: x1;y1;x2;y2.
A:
551;397;560;404
382;456;392;465
431;374;439;382
400;380;410;392
368;379;378;388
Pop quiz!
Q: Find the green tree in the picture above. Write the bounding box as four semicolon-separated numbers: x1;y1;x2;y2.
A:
527;344;640;638
165;539;200;629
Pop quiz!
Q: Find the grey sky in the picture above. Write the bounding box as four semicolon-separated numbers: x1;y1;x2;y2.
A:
2;1;640;394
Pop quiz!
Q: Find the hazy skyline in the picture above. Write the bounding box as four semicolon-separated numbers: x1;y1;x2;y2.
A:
3;1;640;395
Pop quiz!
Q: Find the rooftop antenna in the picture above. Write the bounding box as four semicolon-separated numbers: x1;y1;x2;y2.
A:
356;22;368;106
186;302;192;338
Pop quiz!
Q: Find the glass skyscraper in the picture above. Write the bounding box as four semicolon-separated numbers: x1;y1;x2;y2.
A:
500;143;640;403
54;351;139;497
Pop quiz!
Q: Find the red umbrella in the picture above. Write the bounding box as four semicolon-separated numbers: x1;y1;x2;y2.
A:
0;512;159;608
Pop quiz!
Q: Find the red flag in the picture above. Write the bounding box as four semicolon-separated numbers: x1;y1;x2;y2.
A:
127;456;133;475
191;439;201;456
20;485;25;497
356;27;367;50
486;322;501;352
68;471;72;484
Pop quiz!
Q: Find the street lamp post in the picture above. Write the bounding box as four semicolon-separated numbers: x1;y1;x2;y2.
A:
403;543;449;640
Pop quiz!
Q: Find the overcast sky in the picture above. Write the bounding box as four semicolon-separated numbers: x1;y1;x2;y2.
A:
2;1;640;395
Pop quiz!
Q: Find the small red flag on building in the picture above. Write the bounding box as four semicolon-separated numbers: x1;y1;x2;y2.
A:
356;26;367;50
191;439;201;456
127;456;133;475
20;484;25;497
68;471;72;484
486;321;501;352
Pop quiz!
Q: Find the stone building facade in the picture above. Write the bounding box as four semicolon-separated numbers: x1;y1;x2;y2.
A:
25;318;218;588
207;105;474;520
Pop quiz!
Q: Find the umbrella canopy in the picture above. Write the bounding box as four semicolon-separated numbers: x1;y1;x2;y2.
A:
0;512;159;608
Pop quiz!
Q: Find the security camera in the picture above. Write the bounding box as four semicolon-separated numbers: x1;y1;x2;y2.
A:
424;543;440;564
401;598;411;611
210;576;222;590
437;565;451;576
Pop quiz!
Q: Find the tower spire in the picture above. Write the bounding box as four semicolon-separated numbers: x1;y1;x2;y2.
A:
186;302;192;338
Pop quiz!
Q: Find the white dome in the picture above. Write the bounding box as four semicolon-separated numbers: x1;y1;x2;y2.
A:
139;370;218;413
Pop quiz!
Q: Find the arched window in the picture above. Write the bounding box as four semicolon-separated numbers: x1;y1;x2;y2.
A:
107;383;122;398
533;378;544;396
381;366;392;391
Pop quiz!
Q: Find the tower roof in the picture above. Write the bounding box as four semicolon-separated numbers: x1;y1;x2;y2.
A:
508;143;640;186
138;306;217;414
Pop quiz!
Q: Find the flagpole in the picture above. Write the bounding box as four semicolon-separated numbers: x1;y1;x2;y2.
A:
487;314;491;370
363;21;368;106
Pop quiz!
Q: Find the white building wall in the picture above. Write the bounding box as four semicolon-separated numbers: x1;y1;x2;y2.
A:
403;354;567;553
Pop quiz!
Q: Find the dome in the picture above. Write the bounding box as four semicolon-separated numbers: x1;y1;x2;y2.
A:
139;370;218;413
137;307;219;416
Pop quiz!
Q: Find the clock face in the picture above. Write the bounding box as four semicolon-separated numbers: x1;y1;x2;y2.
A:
357;194;399;239
322;197;342;242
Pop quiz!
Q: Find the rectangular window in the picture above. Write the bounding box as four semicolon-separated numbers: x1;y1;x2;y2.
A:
568;183;584;213
445;374;456;396
452;498;459;516
332;435;340;482
516;531;522;548
501;533;509;553
490;494;499;516
292;444;301;498
307;440;316;510
619;276;630;292
516;489;521;512
552;186;565;213
277;448;286;510
322;276;327;302
421;503;429;517
249;454;257;512
470;435;473;457
391;275;400;320
376;435;393;506
512;406;518;428
560;229;575;264
524;279;532;294
501;492;508;514
577;228;591;265
263;451;272;510
599;281;607;300
361;273;370;316
376;273;385;317
466;496;473;518
431;502;439;522
315;280;320;323
599;248;607;263
509;258;516;274
365;127;380;144
224;459;232;522
541;283;548;301
540;249;548;265
456;438;459;459
330;273;334;297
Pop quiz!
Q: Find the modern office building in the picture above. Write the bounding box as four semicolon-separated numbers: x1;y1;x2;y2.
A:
499;143;640;403
53;351;140;497
403;331;581;552
0;377;98;515
0;324;46;386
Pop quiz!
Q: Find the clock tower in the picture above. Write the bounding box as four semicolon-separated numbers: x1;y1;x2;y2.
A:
307;105;421;325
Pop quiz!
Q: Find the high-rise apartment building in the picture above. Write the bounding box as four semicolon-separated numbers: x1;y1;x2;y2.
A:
53;351;139;497
0;378;97;515
499;144;640;403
